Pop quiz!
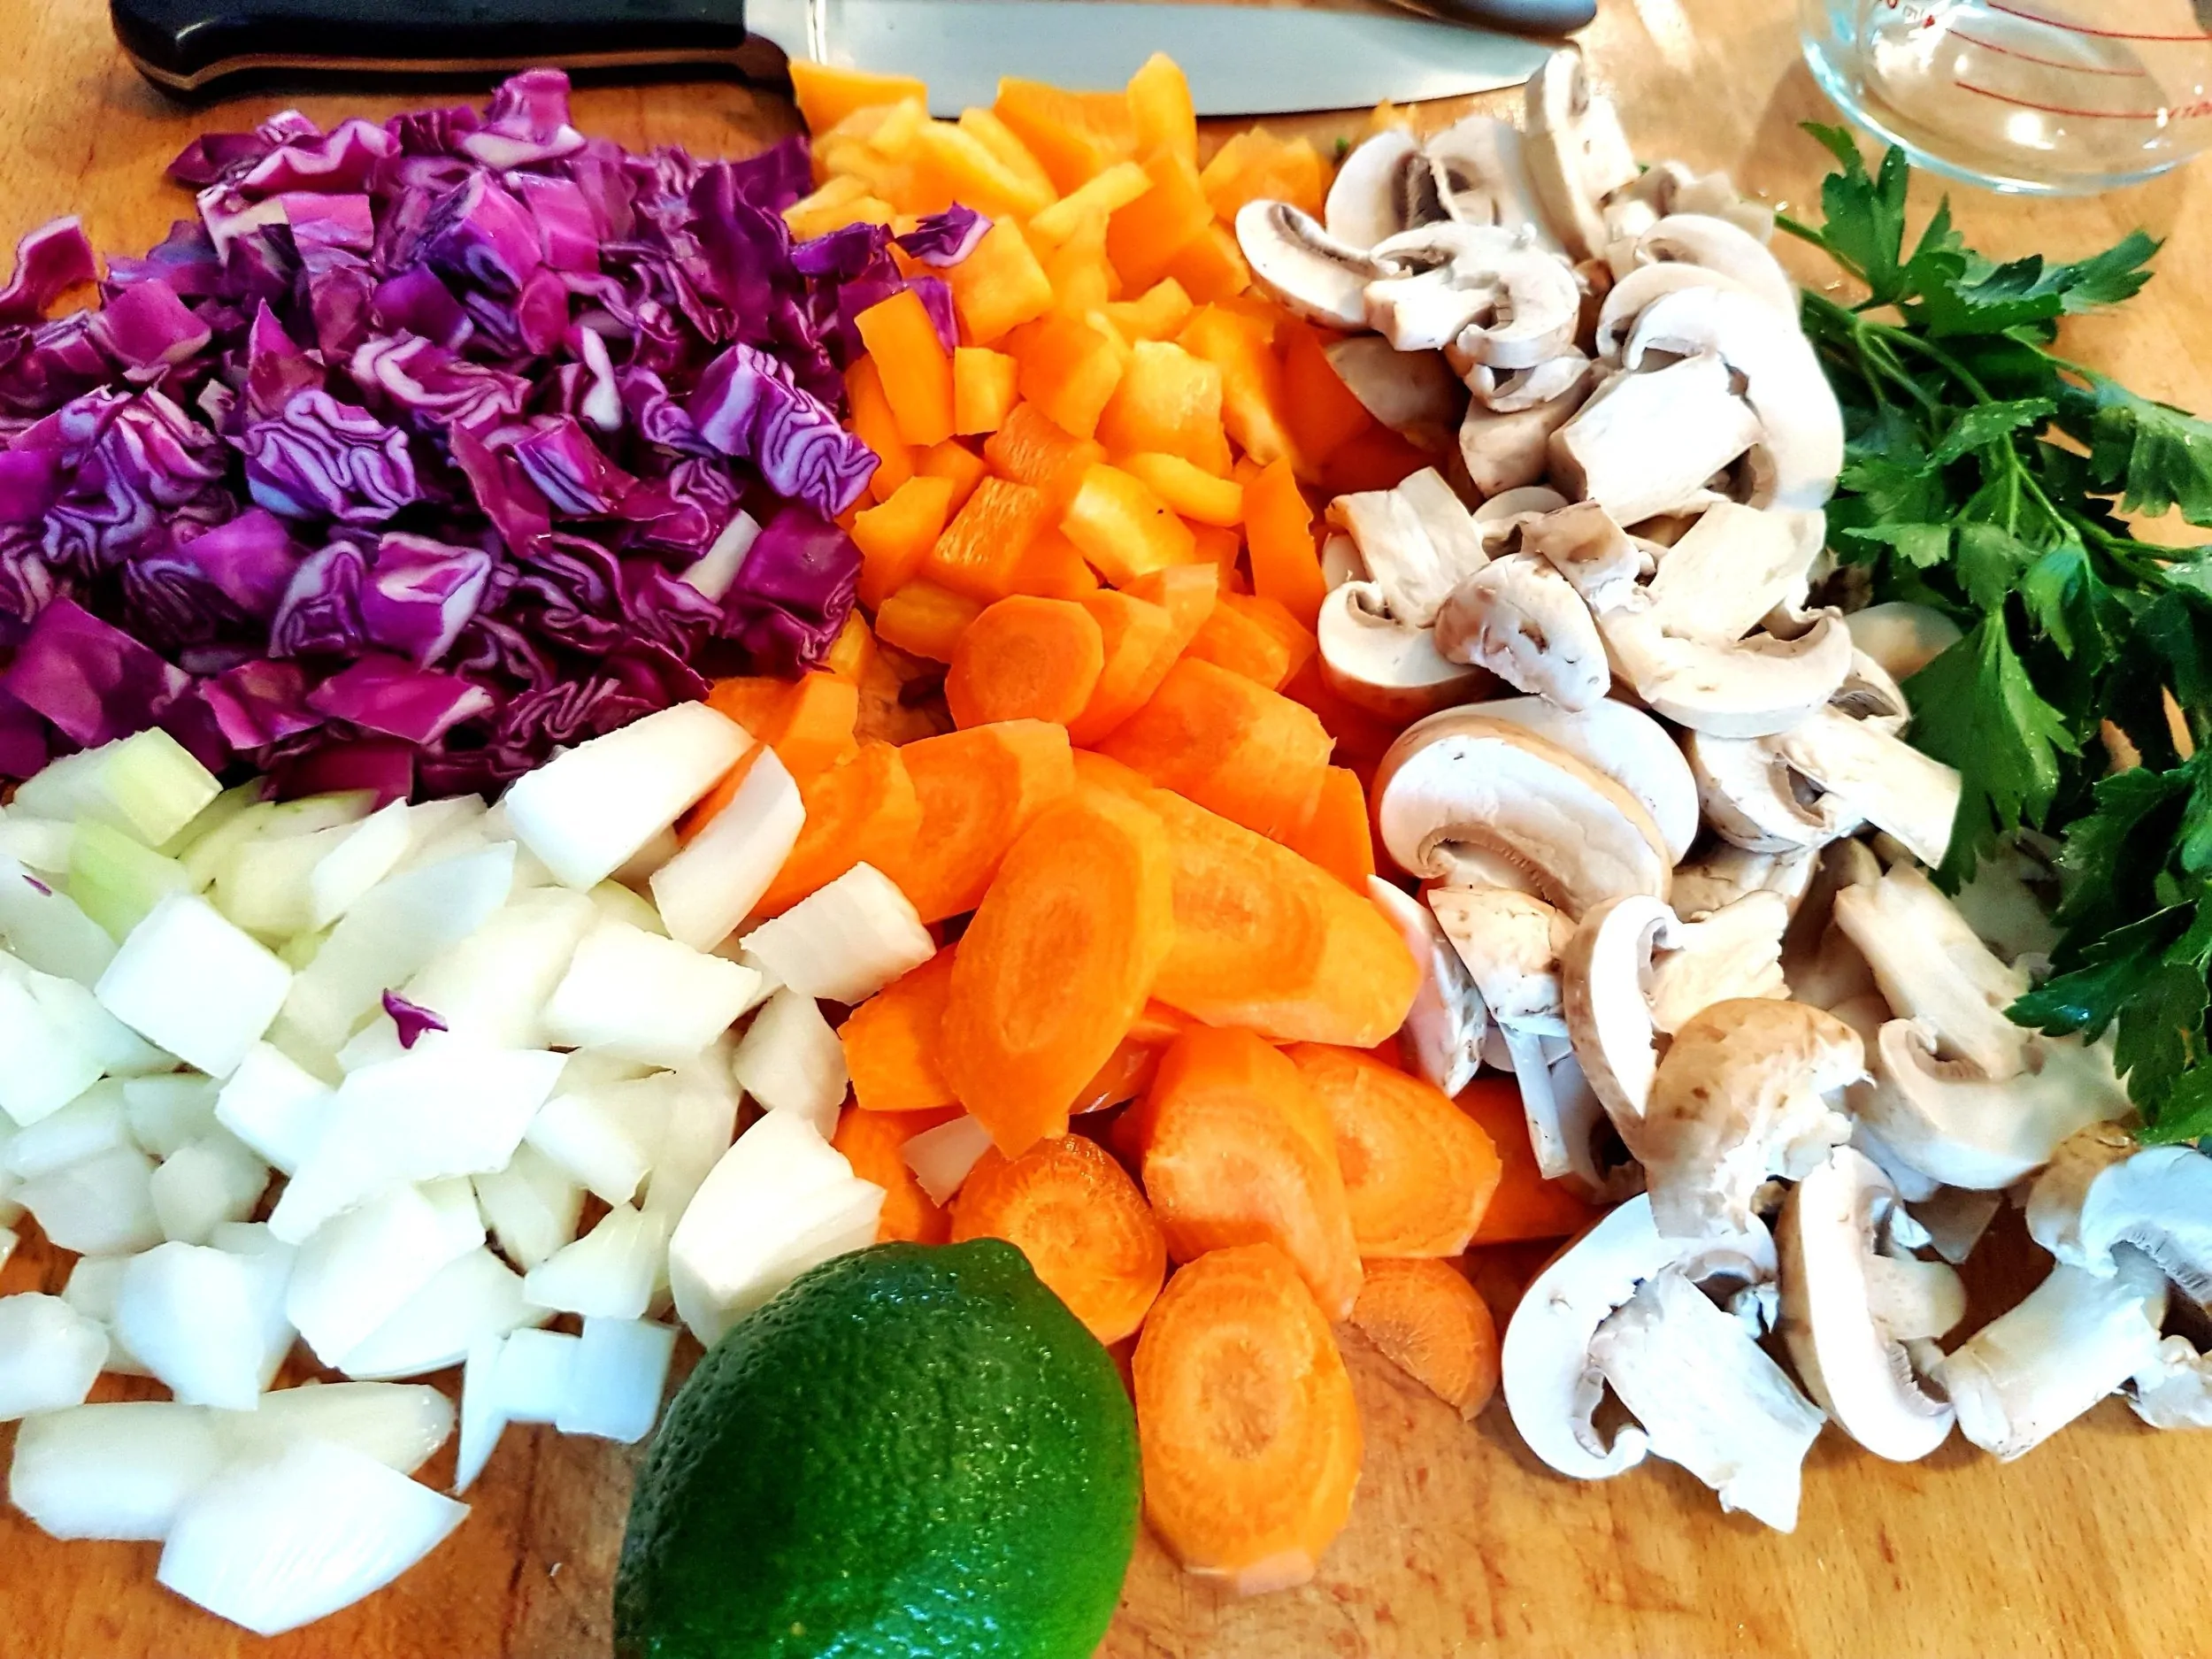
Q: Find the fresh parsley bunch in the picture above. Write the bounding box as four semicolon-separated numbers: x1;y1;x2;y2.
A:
1779;127;2212;1141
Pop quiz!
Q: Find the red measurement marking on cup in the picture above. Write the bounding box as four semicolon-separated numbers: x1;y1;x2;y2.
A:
1980;0;2212;43
1955;78;2168;116
1948;26;2154;73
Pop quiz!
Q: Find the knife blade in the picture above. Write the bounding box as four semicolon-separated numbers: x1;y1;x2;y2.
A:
111;0;1564;112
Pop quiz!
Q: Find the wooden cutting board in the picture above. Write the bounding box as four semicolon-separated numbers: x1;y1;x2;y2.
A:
6;0;2212;1653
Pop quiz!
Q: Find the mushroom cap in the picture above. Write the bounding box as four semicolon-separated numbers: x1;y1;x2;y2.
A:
1425;114;1560;249
1647;889;1791;1033
1641;500;1824;646
1634;212;1799;316
1687;729;1860;854
1548;350;1763;527
1631;997;1863;1240
1428;883;1572;1027
1831;864;2030;1080
1601;610;1857;740
1863;1018;2133;1190
1778;1146;1960;1463
1434;553;1610;711
1316;581;1490;719
1459;366;1595;498
1464;351;1595;415
1325;127;1425;250
1448;247;1583;373
1563;892;1676;1125
1363;221;1548;353
2026;1134;2212;1302
1463;694;1701;863
1367;875;1487;1096
1500;1193;1778;1481
1372;711;1672;917
1235;198;1385;331
1594;261;1755;359
1517;499;1648;617
1521;49;1639;260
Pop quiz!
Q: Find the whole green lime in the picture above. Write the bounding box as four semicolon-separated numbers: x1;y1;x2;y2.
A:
613;1239;1140;1659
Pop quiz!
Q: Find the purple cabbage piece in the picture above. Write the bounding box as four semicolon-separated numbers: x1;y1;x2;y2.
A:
895;204;991;267
104;219;223;302
306;653;493;744
41;389;230;576
0;450;63;524
123;509;303;649
448;419;551;558
349;334;528;431
165;132;273;188
687;343;876;518
725;138;811;214
371;265;472;349
243;303;324;421
382;990;448;1048
509;415;635;516
277;194;376;254
243;388;420;524
4;595;189;747
269;540;367;657
0;686;48;777
908;276;959;357
459;69;587;170
359;532;492;666
88;280;212;380
0;219;97;328
0;525;58;636
718;503;859;675
272;735;414;805
421;173;541;297
511;173;601;273
200;657;322;749
237;119;397;199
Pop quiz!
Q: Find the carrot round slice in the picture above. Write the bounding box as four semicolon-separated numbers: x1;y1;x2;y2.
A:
1098;656;1334;841
1133;1026;1362;1319
754;741;922;918
889;719;1076;923
1133;1242;1362;1594
952;1133;1167;1344
1286;1045;1502;1258
940;790;1175;1156
1067;590;1182;747
1349;1256;1499;1420
947;595;1106;729
832;1105;961;1245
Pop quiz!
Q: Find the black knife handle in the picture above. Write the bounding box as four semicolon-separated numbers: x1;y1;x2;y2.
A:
1390;0;1595;35
111;0;772;94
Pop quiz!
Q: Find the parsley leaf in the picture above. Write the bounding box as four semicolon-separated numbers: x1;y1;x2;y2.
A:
2085;377;2212;526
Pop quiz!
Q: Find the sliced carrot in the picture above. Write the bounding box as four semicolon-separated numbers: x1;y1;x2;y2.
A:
952;1133;1167;1343
1133;1026;1362;1318
847;357;913;503
1006;312;1127;442
944;219;1055;347
754;739;922;917
1098;657;1333;840
912;437;988;514
833;1105;960;1245
1103;278;1196;345
1125;52;1198;168
922;475;1052;601
1285;766;1375;892
952;346;1019;435
1142;785;1419;1048
1280;656;1402;770
956;108;1058;209
789;61;926;134
1241;458;1327;629
872;579;981;662
1178;305;1297;472
992;79;1137;195
947;595;1106;729
1278;319;1377;470
941;791;1174;1155
1108;151;1213;297
841;949;959;1114
1072;1033;1166;1116
1320;425;1432;496
1097;341;1229;475
891;718;1077;922
854;288;954;449
1198;127;1326;223
1116;452;1241;526
1161;224;1250;305
1130;998;1197;1044
1132;1242;1361;1595
1286;1045;1501;1257
1122;561;1220;650
1059;464;1196;586
852;473;956;610
1459;1078;1604;1244
985;402;1109;511
695;672;856;795
1186;591;1315;691
1350;1257;1500;1420
1066;590;1180;747
1007;527;1100;600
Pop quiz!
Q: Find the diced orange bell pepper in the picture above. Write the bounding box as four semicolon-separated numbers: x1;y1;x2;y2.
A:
1199;127;1326;223
1244;459;1326;629
1041;215;1116;316
1103;278;1195;344
1188;523;1243;579
956;108;1058;207
1321;425;1434;496
925;475;1054;600
1030;161;1154;249
1006;311;1127;442
1125;52;1198;168
789;61;927;134
855;289;954;449
1107;151;1213;297
1278;319;1377;471
852;474;956;610
910;119;1055;220
784;176;869;240
1187;590;1316;691
847;357;913;503
1160;223;1250;305
1097;341;1230;476
944;220;1055;347
953;347;1019;435
874;580;982;661
914;438;989;514
1117;452;1243;527
1178;304;1298;470
1060;464;1197;585
823;613;878;683
992;80;1138;195
984;403;1108;511
1009;528;1101;600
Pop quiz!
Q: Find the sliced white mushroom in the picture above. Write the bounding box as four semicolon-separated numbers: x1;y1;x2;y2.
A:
1687;729;1861;855
1625;998;1863;1240
1462;695;1699;864
1778;1146;1962;1462
1647;892;1791;1033
1235;199;1387;331
1363;224;1578;366
1846;601;1963;684
1670;843;1818;920
1425;114;1558;247
1514;500;1647;616
1640;502;1824;644
1769;705;1962;871
1315;582;1488;720
1949;838;2061;967
2130;1336;2212;1429
1778;839;1883;1013
1460;364;1597;498
1463;351;1596;415
1904;1184;2004;1265
1934;1247;2168;1460
1521;50;1640;261
1592;262;1754;358
2025;1130;2212;1308
1634;213;1798;316
1831;864;2029;1081
1428;883;1575;1174
1449;252;1585;374
1325;337;1466;452
1397;467;1494;580
1368;877;1487;1097
1434;554;1610;711
1587;1263;1826;1531
1600;609;1856;739
1325;128;1425;250
1501;1193;1777;1481
1473;485;1571;523
1320;532;1364;592
1325;468;1487;629
1548;351;1762;526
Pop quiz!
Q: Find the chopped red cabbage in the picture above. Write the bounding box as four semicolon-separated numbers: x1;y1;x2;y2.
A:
0;219;97;328
382;989;449;1048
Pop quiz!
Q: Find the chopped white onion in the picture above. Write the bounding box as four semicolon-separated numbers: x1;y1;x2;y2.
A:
285;1179;484;1367
18;1145;162;1255
95;894;291;1079
215;1381;454;1476
542;918;761;1066
115;1242;269;1410
557;1317;678;1443
649;743;804;953
740;864;933;1004
495;1327;580;1425
335;1247;539;1382
150;1132;270;1245
729;989;848;1135
4;1079;131;1180
213;1042;334;1176
121;1072;220;1157
472;1142;584;1271
0;1293;111;1418
902;1114;995;1206
9;1402;225;1540
523;1205;666;1320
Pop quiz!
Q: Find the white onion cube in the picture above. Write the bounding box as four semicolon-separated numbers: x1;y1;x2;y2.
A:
123;1072;220;1157
741;864;933;1004
522;1088;653;1208
216;1382;454;1476
0;964;106;1126
0;1293;111;1418
543;918;759;1066
308;800;415;928
523;1204;665;1320
115;1243;268;1410
214;1042;334;1176
649;743;803;952
454;1336;509;1495
403;886;595;1050
95;894;291;1079
643;1048;740;1224
13;728;220;848
10;1402;224;1540
150;1133;271;1246
730;989;848;1135
210;1221;301;1390
473;1142;584;1271
495;1326;580;1425
19;1145;161;1255
902;1113;995;1207
557;1317;678;1442
285;1180;484;1367
4;1079;130;1179
336;1247;539;1382
0;854;119;986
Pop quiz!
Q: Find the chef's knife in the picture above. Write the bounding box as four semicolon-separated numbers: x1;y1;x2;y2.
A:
111;0;1575;112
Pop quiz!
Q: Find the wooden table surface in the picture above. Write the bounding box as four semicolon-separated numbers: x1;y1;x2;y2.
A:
6;0;2212;1655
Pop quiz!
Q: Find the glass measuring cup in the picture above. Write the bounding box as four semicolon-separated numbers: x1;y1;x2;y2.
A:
1800;0;2212;192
